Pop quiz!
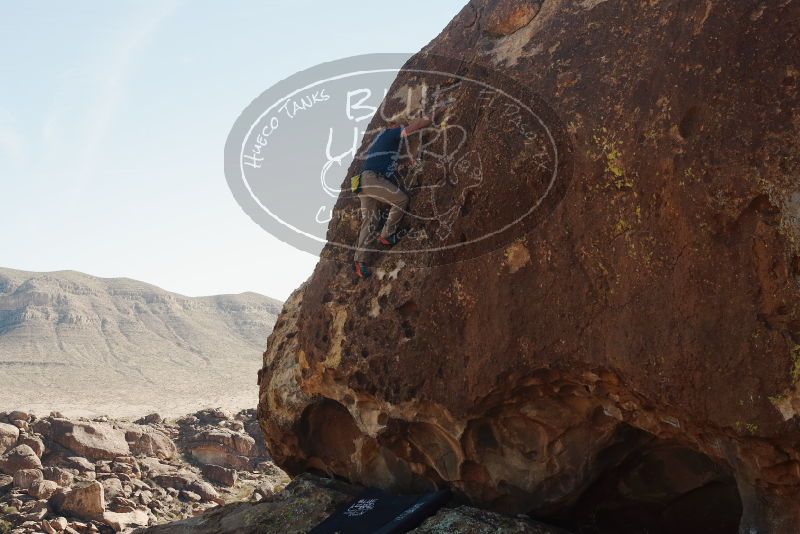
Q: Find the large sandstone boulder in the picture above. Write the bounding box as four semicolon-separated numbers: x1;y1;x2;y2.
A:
200;464;237;487
30;479;59;500
50;419;131;460
185;429;255;470
7;411;30;423
42;466;74;487
0;444;42;474
103;508;149;531
18;433;45;457
13;468;43;490
257;1;800;533
123;425;177;460
59;480;106;521
101;477;124;501
0;423;19;454
137;457;178;479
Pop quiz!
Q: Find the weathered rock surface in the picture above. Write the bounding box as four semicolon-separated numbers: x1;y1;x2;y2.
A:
200;464;237;487
59;481;105;521
257;1;800;533
30;479;59;500
17;434;44;458
0;423;20;455
122;426;177;460
12;469;43;491
0;445;42;475
43;466;74;487
102;508;149;531
175;409;269;473
100;477;124;501
49;420;131;461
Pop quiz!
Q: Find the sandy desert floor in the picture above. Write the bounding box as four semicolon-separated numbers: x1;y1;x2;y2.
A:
0;359;262;419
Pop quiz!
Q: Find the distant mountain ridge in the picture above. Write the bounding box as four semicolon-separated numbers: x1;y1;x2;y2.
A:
0;267;282;417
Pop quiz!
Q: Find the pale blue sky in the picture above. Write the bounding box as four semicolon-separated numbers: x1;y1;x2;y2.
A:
0;1;465;300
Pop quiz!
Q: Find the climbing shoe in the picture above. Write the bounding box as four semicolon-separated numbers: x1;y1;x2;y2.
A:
378;233;402;247
354;262;371;279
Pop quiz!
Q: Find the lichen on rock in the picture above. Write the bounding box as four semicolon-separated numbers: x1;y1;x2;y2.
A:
257;0;800;532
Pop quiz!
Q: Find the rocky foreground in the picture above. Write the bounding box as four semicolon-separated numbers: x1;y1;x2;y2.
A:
0;408;572;534
139;473;565;534
0;408;288;533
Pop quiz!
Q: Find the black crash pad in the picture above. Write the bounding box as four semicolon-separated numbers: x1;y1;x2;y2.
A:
309;486;451;534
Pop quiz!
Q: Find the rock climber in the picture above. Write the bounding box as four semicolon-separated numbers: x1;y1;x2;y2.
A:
353;113;432;279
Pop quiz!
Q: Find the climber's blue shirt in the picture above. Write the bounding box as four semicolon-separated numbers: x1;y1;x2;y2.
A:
362;127;403;181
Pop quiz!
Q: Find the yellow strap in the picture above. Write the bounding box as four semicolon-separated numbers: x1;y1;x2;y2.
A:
350;174;361;193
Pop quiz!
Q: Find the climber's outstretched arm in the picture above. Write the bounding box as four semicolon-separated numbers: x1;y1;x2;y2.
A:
402;117;432;137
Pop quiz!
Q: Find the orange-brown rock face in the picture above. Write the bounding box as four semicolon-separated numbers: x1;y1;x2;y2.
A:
258;1;800;532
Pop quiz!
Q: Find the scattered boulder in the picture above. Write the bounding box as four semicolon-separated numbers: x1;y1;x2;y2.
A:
110;457;139;477
200;429;256;456
64;456;95;473
20;499;49;521
0;409;283;531
186;442;249;471
59;480;105;521
96;460;112;474
200;464;237;487
43;466;74;487
132;474;357;533
13;468;43;490
8;411;30;422
179;490;201;503
137;457;177;479
30;479;59;500
11;419;29;432
50;420;131;461
151;471;220;504
0;444;42;474
101;477;124;501
103;508;149;531
183;427;257;471
123;425;176;460
151;471;196;492
192;409;230;426
18;433;45;457
31;417;52;438
226;421;244;432
135;414;163;425
41;516;69;533
0;423;19;454
109;496;139;513
185;480;220;504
